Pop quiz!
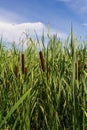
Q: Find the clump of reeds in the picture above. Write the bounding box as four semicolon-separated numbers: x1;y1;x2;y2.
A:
75;62;78;80
4;71;6;78
39;51;46;72
47;67;51;79
22;53;25;74
84;64;87;72
15;65;18;78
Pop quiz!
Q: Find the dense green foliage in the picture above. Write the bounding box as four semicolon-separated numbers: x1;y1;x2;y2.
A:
0;29;87;130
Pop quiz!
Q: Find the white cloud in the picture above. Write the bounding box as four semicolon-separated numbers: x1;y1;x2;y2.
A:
0;22;67;45
0;22;45;43
0;8;68;48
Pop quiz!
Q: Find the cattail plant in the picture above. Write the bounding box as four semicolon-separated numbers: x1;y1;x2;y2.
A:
39;51;46;72
15;65;18;78
21;53;25;74
25;67;27;78
75;62;78;80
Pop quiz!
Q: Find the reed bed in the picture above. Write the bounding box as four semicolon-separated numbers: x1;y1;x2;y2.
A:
0;28;87;130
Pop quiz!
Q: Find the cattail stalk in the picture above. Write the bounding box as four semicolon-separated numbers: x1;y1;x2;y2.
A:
39;51;46;72
22;53;25;74
15;65;18;78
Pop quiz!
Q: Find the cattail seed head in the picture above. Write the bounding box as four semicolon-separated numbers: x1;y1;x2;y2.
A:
39;51;46;72
25;67;27;78
22;53;25;74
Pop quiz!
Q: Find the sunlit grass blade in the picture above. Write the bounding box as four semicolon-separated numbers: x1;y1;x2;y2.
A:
0;88;31;128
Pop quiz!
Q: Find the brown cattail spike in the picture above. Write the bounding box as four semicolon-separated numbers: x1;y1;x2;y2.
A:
22;54;25;74
39;51;46;72
25;67;27;78
75;62;78;80
15;65;18;77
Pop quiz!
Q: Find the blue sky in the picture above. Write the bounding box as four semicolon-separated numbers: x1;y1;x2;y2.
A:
0;0;87;44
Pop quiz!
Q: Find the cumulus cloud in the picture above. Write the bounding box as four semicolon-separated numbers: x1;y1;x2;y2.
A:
0;8;67;48
0;21;67;45
0;22;45;43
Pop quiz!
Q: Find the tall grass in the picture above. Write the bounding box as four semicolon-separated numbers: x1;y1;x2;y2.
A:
0;28;87;130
